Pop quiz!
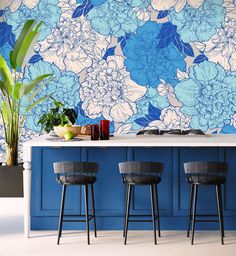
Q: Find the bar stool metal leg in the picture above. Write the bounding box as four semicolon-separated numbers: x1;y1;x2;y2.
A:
216;184;224;245
218;184;225;237
84;185;90;245
124;185;132;245
90;184;97;237
150;185;157;245
57;185;67;245
123;184;128;238
153;184;161;238
191;184;198;245
187;184;194;237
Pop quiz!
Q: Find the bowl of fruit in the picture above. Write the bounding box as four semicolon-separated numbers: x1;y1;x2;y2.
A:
53;124;81;140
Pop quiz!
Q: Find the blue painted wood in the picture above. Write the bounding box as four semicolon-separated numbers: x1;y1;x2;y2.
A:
82;147;127;216
31;146;236;230
31;147;81;217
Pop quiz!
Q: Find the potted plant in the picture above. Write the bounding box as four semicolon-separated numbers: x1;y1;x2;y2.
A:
38;97;77;133
0;19;52;197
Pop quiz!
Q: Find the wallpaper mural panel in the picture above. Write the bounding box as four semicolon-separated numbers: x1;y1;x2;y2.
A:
0;0;236;161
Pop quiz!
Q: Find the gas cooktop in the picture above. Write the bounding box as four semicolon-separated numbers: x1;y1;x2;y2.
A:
136;129;205;136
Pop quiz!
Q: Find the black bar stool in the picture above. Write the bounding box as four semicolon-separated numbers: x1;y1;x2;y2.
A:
53;161;99;245
119;161;163;245
184;161;228;245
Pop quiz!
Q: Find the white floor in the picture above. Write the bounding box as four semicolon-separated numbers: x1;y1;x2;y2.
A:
1;199;236;256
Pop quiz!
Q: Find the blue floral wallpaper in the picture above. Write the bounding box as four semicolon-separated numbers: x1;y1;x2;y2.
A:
0;0;236;160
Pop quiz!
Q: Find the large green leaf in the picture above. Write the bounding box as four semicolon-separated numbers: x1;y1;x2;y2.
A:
29;75;54;102
25;95;49;113
24;74;51;96
16;30;39;68
0;81;7;96
11;19;35;69
1;101;11;125
34;21;43;32
0;55;14;95
13;82;25;100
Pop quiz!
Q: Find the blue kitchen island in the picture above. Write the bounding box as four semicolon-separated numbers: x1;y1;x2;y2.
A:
23;134;236;238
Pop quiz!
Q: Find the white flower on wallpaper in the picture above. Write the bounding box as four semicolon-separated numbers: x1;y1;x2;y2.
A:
80;56;147;123
58;0;77;17
204;17;236;71
40;16;110;74
230;113;236;128
147;107;191;130
151;0;204;12
133;7;150;21
224;0;236;19
0;0;38;12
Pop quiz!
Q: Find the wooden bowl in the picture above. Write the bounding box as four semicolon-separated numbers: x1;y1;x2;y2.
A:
53;125;81;138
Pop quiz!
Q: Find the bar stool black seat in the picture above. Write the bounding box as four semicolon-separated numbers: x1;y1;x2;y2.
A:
119;161;163;245
184;161;228;245
53;161;99;245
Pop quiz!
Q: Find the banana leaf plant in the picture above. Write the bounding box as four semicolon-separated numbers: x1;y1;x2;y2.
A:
0;19;52;166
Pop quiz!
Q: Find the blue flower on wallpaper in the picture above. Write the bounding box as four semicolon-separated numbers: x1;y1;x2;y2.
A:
21;60;80;132
123;21;186;87
4;0;61;41
87;0;150;37
91;0;106;6
175;61;236;131
169;0;226;43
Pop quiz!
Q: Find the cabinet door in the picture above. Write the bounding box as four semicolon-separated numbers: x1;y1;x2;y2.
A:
223;148;236;216
132;147;173;216
31;147;81;216
173;147;220;216
83;147;127;216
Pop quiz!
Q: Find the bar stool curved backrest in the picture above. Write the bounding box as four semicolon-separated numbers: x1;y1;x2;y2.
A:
54;162;99;185
119;162;164;185
184;162;228;185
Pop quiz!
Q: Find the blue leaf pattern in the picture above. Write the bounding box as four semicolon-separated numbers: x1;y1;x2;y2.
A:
102;46;116;60
157;10;169;19
135;117;150;127
193;54;208;64
72;0;94;18
182;42;194;57
158;22;177;48
135;103;161;127
117;33;131;51
28;54;43;64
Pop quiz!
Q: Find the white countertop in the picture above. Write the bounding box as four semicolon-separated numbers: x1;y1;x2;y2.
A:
23;134;236;148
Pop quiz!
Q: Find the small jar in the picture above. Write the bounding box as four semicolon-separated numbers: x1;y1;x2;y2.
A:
100;120;110;140
91;124;99;140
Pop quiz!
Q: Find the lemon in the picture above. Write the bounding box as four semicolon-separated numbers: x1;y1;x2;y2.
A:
64;131;73;141
64;123;72;127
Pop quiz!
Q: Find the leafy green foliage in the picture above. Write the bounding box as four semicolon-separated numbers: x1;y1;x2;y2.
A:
0;19;52;166
38;98;78;133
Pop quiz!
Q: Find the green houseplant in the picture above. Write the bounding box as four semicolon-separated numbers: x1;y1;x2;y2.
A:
0;19;52;196
38;97;77;133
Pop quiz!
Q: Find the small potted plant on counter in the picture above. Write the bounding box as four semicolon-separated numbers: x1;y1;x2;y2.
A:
38;97;78;135
0;19;52;197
